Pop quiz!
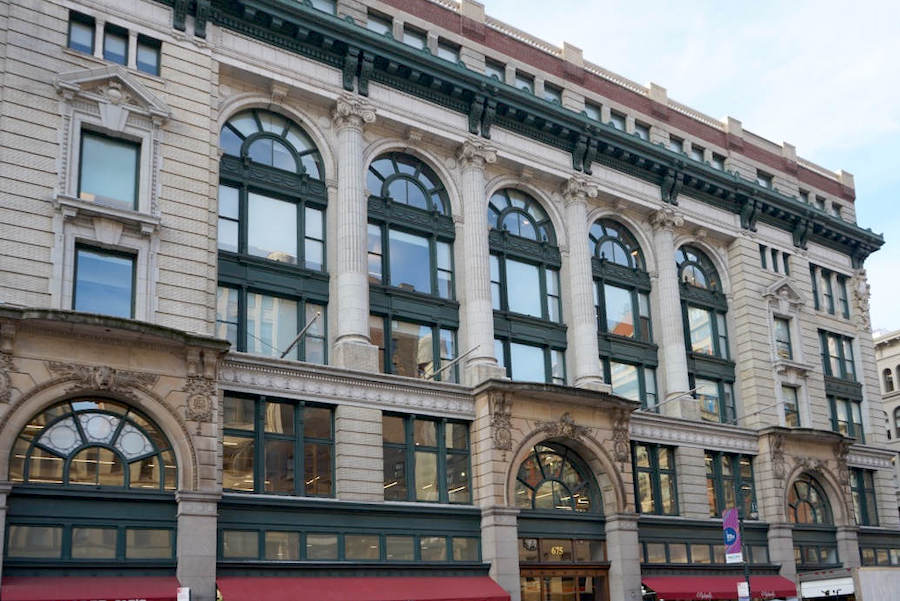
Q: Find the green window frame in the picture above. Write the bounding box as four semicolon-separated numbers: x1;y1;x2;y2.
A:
640;541;769;565
850;468;878;526
632;442;678;516
382;414;471;504
604;359;657;411
494;338;565;385
819;331;856;380
683;304;730;360
368;315;458;382
788;475;833;525
829;396;865;442
5;523;175;562
810;264;820;311
513;442;600;513
215;286;326;364
222;394;334;497
691;376;736;425
705;451;756;518
794;544;839;568
67;11;95;54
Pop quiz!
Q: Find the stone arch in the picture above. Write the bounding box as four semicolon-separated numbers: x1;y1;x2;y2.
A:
485;175;568;251
585;208;657;274
217;93;337;183
506;429;627;516
362;138;462;218
0;379;199;491
672;236;732;296
784;465;850;527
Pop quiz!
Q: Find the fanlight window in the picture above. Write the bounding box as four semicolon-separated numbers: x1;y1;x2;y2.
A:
488;189;555;244
676;245;721;291
367;152;450;214
514;443;597;513
589;219;645;270
220;109;323;179
788;475;833;525
9;399;176;491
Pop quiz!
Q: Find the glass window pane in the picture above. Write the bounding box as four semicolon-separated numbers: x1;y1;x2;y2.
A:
218;218;238;253
265;403;294;434
691;544;711;564
420;536;447;561
265;531;300;560
438;329;457;383
604;284;635;337
306;533;338;560
223;435;254;491
245;293;298;359
646;542;666;563
224;396;255;430
696;379;721;423
129;456;159;489
69;19;93;53
510;343;545;383
215;287;239;348
136;39;160;75
453;537;479;561
304;407;332;439
7;525;63;558
386;535;415;561
659;473;676;514
610;362;639;402
505;259;542;318
72;527;117;558
304;442;332;496
368;224;383;283
388;230;432;294
447;453;470;503
264;439;294;493
688;307;714;354
415;451;438;501
103;28;127;64
248;192;297;263
414;420;437;447
73;248;134;318
669;543;688;563
637;472;653;513
446;423;468;450
345;535;380;560
391;320;433;379
383;415;405;444
79;133;138;208
383;446;408;501
219;185;239;218
490;255;501;310
223;530;258;559
126;529;172;559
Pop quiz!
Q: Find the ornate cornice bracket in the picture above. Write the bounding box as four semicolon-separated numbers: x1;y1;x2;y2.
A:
660;166;684;205
331;93;376;131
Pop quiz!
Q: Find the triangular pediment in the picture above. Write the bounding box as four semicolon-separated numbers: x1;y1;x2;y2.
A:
763;277;806;308
55;65;170;122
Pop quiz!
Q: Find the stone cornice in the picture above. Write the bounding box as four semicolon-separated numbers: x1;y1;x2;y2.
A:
846;443;896;470
630;412;758;454
220;354;474;418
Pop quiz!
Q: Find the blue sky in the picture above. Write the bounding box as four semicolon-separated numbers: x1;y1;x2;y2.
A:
485;0;899;334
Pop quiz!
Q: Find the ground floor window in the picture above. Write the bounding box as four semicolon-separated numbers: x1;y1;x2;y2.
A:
860;546;900;566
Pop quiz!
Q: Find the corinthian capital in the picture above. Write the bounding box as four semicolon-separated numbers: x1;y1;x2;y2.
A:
561;175;598;206
456;137;497;170
331;93;376;130
649;206;684;231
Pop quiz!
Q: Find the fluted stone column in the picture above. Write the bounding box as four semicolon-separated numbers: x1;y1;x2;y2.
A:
561;177;608;390
176;490;221;601
330;94;378;372
457;138;506;385
649;207;695;419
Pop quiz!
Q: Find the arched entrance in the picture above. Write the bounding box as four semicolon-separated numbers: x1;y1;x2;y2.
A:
514;442;609;601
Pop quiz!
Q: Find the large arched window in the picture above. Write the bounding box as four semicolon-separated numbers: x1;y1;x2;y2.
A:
514;443;599;513
9;399;176;490
590;219;657;409
884;368;895;393
788;475;833;525
367;152;458;382
489;189;565;384
216;109;328;364
676;245;735;424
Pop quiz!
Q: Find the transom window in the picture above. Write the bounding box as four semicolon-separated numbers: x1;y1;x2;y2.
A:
788;475;833;525
514;443;598;513
693;377;736;424
220;109;323;177
367;152;450;215
676;246;720;291
9;399;176;491
589;219;644;269
488;189;555;243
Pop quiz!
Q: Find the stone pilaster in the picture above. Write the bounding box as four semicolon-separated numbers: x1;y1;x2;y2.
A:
674;445;709;518
330;94;378;372
605;513;642;601
836;525;860;568
457;137;506;385
767;523;796;579
176;490;221;601
334;404;383;501
0;482;11;590
561;177;607;390
649;207;694;419
480;505;520;601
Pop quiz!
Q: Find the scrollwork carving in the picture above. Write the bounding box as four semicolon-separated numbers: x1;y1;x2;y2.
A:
852;270;872;330
534;412;590;441
770;432;786;481
489;391;512;451
331;93;376;130
649;206;684;231
182;375;217;432
561;175;598;206
456;137;497;170
611;408;630;464
46;362;159;399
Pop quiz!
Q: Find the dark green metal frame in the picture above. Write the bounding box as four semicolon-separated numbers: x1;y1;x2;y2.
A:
705;451;757;518
631;443;678;516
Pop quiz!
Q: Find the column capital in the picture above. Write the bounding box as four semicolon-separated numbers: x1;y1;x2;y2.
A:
561;175;598;206
331;93;376;131
649;206;684;231
457;136;497;169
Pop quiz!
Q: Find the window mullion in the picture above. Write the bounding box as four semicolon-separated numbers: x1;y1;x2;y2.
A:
255;397;265;493
296;402;304;496
406;416;415;501
438;419;447;503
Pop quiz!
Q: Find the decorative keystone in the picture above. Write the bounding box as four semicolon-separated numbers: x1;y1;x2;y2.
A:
456;137;497;169
331;93;376;130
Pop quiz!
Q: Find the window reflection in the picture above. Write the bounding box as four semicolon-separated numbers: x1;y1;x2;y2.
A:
688;307;714;354
247;193;297;264
389;230;431;293
505;259;542;317
510;343;545;382
245;293;297;359
610;362;639;401
73;247;135;319
604;284;634;337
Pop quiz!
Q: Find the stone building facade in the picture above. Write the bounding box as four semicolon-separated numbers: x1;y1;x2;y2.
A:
875;330;900;508
0;1;897;600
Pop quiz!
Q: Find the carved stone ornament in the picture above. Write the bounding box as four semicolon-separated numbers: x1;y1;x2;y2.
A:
852;270;872;330
182;375;216;431
611;408;630;464
770;432;786;481
0;354;13;404
456;137;497;170
561;175;599;206
649;206;684;231
46;362;159;399
833;439;852;487
763;278;806;312
489;391;512;451
535;412;590;441
331;93;376;130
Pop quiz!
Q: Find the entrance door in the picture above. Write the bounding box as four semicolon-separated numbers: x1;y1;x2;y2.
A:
520;568;608;601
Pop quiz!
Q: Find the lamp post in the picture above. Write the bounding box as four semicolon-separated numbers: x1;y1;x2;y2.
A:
736;485;758;601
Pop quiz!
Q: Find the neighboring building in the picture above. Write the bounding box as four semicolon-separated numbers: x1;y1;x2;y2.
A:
0;1;898;601
875;330;900;506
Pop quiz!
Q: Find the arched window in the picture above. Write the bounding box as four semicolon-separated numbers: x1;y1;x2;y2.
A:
514;443;599;513
9;399;176;490
676;245;735;424
894;407;900;439
489;189;565;384
367;152;458;382
884;368;895;393
788;475;833;525
590;219;656;409
216;109;328;364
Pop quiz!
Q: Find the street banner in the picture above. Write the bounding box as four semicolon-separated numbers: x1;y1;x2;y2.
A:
722;507;744;563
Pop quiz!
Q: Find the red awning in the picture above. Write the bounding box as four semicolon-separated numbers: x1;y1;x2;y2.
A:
217;576;510;601
1;576;179;601
643;575;797;600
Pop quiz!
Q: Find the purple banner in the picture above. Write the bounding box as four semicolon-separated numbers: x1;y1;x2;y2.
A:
722;507;743;563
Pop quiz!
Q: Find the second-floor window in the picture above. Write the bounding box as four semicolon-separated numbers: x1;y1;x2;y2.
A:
850;468;878;526
694;377;736;424
819;331;856;380
633;443;677;515
705;452;755;518
73;246;135;319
